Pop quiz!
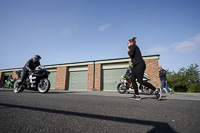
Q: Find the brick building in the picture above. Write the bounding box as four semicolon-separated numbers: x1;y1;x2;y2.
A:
0;55;160;91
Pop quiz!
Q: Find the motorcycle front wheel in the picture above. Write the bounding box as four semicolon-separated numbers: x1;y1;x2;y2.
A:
14;79;24;93
4;83;8;88
117;83;126;94
38;78;50;93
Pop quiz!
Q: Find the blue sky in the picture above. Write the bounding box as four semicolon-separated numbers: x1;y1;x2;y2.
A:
0;0;200;72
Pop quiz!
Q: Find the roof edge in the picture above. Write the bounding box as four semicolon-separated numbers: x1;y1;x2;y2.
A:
0;54;160;72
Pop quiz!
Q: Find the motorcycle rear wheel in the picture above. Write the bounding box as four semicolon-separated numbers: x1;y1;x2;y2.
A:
38;78;50;93
117;83;126;94
142;86;153;95
10;83;14;88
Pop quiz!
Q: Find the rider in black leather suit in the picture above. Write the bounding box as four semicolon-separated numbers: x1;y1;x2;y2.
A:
18;55;41;84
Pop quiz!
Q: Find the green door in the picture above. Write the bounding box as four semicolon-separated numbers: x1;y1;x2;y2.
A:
102;68;127;91
48;71;56;89
68;71;88;91
4;72;12;76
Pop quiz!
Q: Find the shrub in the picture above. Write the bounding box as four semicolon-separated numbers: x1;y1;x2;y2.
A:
188;83;200;93
173;86;187;92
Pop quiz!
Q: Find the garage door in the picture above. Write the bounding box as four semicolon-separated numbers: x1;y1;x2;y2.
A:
48;71;56;89
68;71;88;91
102;68;127;91
4;72;12;76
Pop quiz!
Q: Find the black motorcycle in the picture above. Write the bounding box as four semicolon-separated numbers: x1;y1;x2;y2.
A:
14;66;51;93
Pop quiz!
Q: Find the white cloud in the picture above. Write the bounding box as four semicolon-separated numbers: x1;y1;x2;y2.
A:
98;23;111;31
173;34;200;53
145;45;168;54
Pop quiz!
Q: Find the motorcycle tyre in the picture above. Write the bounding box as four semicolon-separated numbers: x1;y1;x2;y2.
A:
10;83;14;89
117;83;126;94
142;87;153;95
4;83;8;88
38;78;50;93
14;79;25;93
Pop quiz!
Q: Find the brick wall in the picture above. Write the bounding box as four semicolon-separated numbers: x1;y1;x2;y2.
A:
144;59;160;88
87;64;94;91
55;66;68;90
12;71;18;80
87;64;101;91
95;64;101;91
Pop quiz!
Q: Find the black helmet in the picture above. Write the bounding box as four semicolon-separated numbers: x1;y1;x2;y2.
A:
33;55;41;60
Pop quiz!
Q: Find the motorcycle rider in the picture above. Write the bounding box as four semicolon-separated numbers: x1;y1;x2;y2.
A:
7;75;13;81
16;55;41;91
122;61;133;80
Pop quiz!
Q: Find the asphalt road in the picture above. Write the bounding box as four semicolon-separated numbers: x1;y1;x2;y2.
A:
0;88;200;133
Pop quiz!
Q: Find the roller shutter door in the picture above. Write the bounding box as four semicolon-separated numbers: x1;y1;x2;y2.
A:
68;71;88;91
102;68;127;91
48;71;56;89
4;72;12;76
3;72;13;84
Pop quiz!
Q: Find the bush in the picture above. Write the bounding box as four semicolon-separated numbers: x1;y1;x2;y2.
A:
166;63;200;93
173;86;188;92
188;83;200;93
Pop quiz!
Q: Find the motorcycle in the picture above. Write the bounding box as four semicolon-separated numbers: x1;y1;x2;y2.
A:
4;79;15;88
14;66;51;93
117;73;153;95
